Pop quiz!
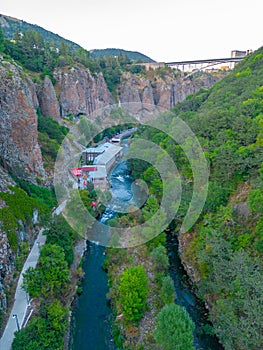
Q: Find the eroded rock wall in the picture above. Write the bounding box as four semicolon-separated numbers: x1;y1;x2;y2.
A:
119;71;220;111
53;66;112;118
0;59;45;181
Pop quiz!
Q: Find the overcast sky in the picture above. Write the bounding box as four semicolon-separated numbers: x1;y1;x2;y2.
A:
1;0;262;62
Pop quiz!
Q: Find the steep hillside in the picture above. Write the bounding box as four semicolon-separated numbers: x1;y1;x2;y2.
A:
0;14;81;52
90;48;155;62
0;14;250;349
130;47;263;349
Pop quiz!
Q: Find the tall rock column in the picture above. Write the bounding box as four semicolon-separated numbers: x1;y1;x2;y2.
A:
54;66;112;118
0;59;45;181
37;76;60;119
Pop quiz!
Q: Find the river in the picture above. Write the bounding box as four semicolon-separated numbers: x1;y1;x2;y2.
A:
70;142;133;350
70;139;223;350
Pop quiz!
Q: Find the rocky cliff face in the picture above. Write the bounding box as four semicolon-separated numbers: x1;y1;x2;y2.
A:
119;70;221;115
37;76;60;120
0;58;226;335
37;66;224;121
0;167;16;319
53;66;112;118
0;58;45;181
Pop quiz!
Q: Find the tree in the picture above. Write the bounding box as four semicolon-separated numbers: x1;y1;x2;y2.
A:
151;245;169;272
159;276;176;305
118;265;149;323
45;215;77;266
23;244;70;299
154;304;195;350
12;301;68;350
0;28;5;52
38;244;70;298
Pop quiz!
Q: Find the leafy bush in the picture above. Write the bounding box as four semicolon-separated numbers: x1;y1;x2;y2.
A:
12;300;68;350
154;304;195;350
45;215;77;266
0;187;43;251
37;110;68;144
151;245;169;272
117;265;149;323
22;244;70;299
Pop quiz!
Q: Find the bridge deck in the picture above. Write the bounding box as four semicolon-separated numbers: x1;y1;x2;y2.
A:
165;57;244;66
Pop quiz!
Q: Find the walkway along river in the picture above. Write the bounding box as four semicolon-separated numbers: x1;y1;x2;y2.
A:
70;139;223;350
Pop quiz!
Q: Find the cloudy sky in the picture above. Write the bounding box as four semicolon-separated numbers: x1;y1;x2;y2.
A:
1;0;262;62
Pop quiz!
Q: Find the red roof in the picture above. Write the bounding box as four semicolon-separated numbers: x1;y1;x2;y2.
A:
70;166;98;177
70;168;82;176
81;166;98;172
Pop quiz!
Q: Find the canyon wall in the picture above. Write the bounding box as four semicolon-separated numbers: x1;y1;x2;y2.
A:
0;167;16;320
0;60;224;326
36;67;223;121
53;66;112;118
119;70;219;111
0;58;45;181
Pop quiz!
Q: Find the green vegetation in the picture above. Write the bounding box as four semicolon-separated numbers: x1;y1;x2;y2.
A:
96;54;146;97
37;110;69;143
0;179;58;331
128;47;263;349
0;15;81;53
154;304;195;350
0;27;147;97
117;265;149;323
13;177;57;209
13;219;77;350
0;186;48;252
37;109;69;168
44;215;78;266
22;244;70;299
12;300;68;350
104;231;181;348
90;48;154;63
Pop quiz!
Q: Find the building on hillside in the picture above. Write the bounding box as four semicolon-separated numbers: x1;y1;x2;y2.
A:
231;49;253;58
134;62;165;71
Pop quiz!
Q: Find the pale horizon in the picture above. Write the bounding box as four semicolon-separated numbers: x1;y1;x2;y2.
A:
1;0;262;62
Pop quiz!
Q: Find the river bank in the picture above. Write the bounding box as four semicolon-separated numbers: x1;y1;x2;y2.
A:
69;137;223;349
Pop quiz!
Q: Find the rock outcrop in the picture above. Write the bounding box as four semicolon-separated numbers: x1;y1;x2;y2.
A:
37;76;60;119
53;66;112;118
0;167;16;320
37;66;224;122
119;70;221;113
0;229;15;318
0;58;45;181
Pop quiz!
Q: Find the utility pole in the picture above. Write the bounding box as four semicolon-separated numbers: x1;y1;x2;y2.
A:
12;314;20;331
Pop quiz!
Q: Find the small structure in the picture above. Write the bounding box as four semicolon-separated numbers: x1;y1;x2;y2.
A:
88;165;108;191
81;165;98;172
82;145;105;163
111;128;137;143
72;141;124;191
70;168;82;177
93;142;122;172
135;62;166;71
111;135;121;143
231;50;252;58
